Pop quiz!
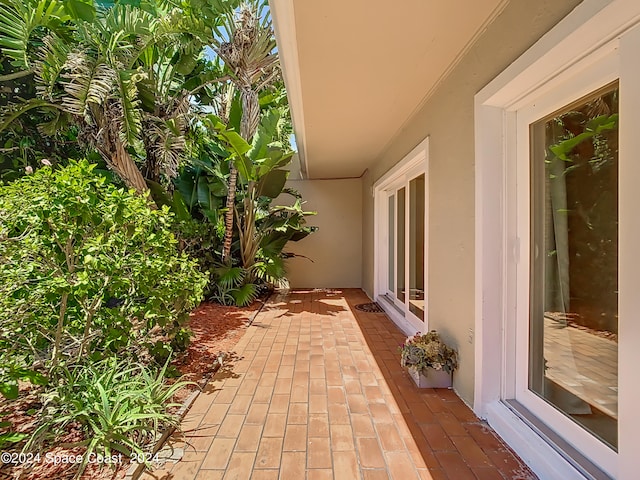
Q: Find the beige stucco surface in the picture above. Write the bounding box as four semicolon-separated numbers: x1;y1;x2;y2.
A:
278;177;362;289
271;0;507;179
361;0;583;405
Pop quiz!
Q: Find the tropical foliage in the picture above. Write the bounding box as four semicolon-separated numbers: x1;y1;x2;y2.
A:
0;0;239;195
29;358;193;477
0;160;207;372
210;1;281;260
0;160;207;474
0;0;315;298
0;1;316;474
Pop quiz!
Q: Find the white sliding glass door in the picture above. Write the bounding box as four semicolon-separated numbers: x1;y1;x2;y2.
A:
374;139;428;335
515;78;619;473
475;7;640;476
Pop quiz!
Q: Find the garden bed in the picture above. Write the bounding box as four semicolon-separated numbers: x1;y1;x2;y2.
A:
0;300;262;480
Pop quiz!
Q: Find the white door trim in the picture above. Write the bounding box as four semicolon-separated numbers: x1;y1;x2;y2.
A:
512;55;618;474
374;137;429;336
474;1;640;478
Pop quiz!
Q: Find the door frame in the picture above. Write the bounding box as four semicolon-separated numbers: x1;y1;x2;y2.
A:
374;137;429;336
474;1;640;478
512;53;619;475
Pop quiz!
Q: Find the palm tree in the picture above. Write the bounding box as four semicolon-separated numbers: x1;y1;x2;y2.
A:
0;1;151;193
0;0;233;197
212;1;280;260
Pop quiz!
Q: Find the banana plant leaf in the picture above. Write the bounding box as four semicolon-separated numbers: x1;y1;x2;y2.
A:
257;169;288;198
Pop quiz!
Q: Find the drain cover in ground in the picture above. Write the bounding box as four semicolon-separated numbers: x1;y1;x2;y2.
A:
354;302;384;313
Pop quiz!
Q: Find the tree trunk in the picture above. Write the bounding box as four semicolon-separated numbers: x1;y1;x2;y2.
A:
111;137;150;196
96;119;155;207
222;165;238;260
221;88;260;261
240;88;260;142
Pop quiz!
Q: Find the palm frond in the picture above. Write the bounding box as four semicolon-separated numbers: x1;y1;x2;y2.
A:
37;108;71;136
231;283;258;307
212;2;279;90
115;69;145;150
211;2;281;142
158;7;210;45
61;51;115;120
34;34;70;100
94;5;156;69
147;117;186;180
253;256;286;284
213;264;245;290
103;5;155;40
152;59;179;101
0;99;60;134
0;0;69;70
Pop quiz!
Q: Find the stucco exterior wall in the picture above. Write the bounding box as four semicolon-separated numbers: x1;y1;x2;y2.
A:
280;178;362;288
361;0;582;405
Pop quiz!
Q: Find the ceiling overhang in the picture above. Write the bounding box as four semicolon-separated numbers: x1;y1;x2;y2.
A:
270;0;509;179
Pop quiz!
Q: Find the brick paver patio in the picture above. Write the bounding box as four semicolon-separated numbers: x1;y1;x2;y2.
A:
141;289;535;480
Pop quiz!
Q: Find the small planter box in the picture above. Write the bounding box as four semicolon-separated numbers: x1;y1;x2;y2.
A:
407;366;452;388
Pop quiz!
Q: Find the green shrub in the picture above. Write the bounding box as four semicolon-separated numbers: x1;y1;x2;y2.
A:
29;358;193;477
173;217;224;296
0;160;208;373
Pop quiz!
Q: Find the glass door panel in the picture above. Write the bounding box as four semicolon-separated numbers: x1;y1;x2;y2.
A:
388;194;395;294
396;187;406;303
529;84;618;450
409;174;425;320
379;168;426;332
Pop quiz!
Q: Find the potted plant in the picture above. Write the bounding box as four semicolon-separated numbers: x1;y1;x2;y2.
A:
399;330;458;388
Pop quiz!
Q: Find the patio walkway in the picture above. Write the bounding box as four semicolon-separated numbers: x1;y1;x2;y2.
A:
141;289;535;480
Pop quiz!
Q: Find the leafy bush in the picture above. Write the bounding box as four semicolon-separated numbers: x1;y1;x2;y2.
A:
173;216;224;294
0;160;208;373
29;358;193;477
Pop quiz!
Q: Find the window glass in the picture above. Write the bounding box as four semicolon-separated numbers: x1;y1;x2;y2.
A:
529;84;619;450
397;188;405;303
409;174;425;320
388;194;395;293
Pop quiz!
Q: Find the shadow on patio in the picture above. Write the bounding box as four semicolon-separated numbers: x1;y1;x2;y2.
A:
140;288;535;480
343;289;535;480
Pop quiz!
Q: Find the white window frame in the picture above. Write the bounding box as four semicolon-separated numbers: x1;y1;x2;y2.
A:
374;137;429;336
474;1;640;478
514;55;619;475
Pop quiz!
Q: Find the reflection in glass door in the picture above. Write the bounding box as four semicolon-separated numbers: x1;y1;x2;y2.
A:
409;174;425;320
397;188;406;304
528;84;618;450
388;194;395;294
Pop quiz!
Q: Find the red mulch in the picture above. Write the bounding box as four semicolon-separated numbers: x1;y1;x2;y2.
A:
174;300;262;381
0;300;262;480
